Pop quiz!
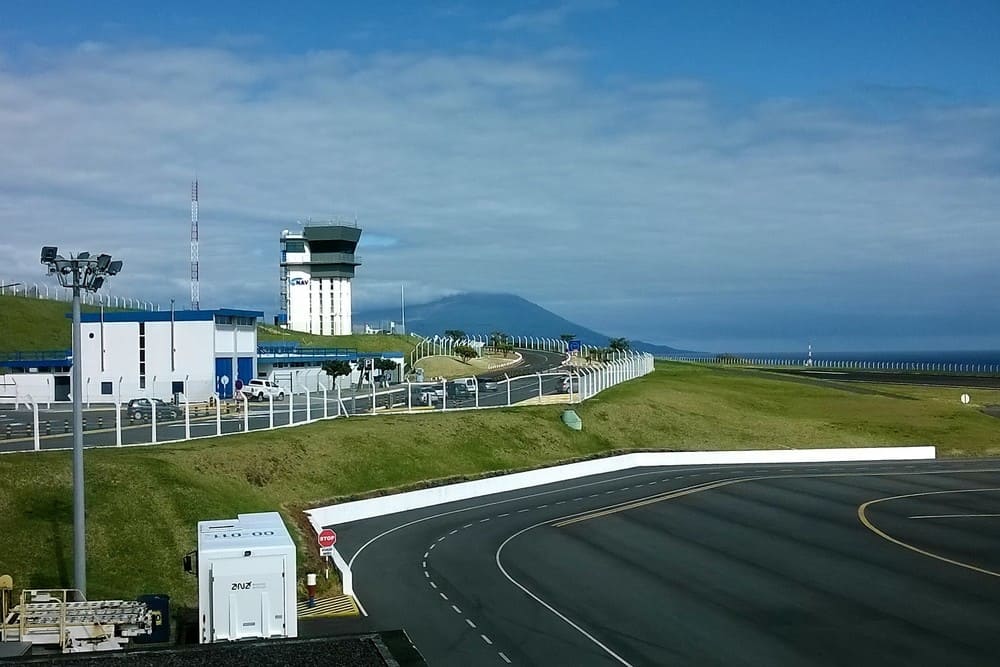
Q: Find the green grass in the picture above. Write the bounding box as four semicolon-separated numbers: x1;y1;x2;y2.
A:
2;362;999;611
0;294;113;353
257;323;416;356
0;296;416;357
412;354;516;379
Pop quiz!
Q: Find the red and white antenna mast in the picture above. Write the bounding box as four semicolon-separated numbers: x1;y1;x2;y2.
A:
190;180;200;310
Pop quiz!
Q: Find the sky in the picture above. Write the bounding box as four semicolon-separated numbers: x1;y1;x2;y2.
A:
0;1;998;352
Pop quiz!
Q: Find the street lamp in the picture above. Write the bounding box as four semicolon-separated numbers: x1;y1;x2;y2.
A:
41;246;123;596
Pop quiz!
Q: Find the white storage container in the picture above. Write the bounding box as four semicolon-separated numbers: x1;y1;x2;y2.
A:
196;512;297;643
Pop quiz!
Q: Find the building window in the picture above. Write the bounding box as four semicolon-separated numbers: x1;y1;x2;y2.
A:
139;377;146;389
101;381;113;395
172;381;184;395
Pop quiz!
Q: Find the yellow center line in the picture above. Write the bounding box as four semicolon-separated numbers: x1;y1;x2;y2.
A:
857;488;1000;578
553;476;762;527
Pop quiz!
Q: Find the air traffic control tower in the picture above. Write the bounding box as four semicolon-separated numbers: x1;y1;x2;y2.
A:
279;224;361;336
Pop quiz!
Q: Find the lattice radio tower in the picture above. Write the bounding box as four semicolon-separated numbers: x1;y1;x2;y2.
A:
190;180;200;310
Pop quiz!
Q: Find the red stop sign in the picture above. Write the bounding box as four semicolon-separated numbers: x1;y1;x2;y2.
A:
318;529;337;548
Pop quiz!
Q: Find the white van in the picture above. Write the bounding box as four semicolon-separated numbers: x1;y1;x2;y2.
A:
455;377;477;392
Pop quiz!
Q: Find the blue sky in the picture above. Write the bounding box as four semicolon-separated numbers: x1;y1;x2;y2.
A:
1;2;998;351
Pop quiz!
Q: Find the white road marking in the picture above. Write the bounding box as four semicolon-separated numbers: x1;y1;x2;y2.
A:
451;604;462;614
424;551;429;558
422;561;426;568
440;593;448;601
537;504;548;509
499;513;510;517
466;618;476;628
480;518;490;523
481;634;493;645
449;529;458;535
437;536;446;542
499;651;512;663
556;500;566;505
517;508;530;513
463;523;473;528
573;497;583;501
429;543;436;550
430;581;437;589
424;571;429;578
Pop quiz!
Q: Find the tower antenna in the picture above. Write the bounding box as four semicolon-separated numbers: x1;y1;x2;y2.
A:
190;180;200;310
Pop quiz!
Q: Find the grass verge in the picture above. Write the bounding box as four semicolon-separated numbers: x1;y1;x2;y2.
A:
1;362;998;610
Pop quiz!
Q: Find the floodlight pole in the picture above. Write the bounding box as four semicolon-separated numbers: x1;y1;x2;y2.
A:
70;273;86;595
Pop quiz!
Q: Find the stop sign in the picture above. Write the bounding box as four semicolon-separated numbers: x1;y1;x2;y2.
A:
318;529;337;548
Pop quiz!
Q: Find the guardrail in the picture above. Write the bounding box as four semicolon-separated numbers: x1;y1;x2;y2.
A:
661;355;1000;374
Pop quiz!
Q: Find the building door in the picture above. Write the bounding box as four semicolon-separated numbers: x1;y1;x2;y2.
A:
54;375;71;401
237;357;253;390
215;357;233;399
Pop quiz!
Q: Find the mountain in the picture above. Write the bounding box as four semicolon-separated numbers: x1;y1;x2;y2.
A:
354;292;686;355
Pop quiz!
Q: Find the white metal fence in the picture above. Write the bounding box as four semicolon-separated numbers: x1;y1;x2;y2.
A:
0;279;159;311
1;352;655;452
661;355;1000;375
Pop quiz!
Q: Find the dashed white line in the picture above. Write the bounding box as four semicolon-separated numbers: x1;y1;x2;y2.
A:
437;536;446;542
621;486;631;490
422;561;426;568
479;518;490;523
588;493;599;498
517;508;530;513
424;571;429;578
429;543;436;550
463;523;474;529
499;652;511;664
556;500;566;505
537;504;548;509
440;592;448;601
481;634;493;645
424;551;429;558
466;619;477;628
573;497;583;501
429;581;437;589
499;512;510;517
604;490;615;494
449;529;458;535
451;604;462;614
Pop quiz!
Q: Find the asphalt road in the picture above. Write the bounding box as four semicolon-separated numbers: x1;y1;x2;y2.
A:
0;349;569;452
335;459;1000;666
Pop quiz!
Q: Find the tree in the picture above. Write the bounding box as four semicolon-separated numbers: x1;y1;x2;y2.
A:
560;333;576;342
445;329;466;341
609;337;630;352
322;360;353;384
454;344;477;363
373;357;399;386
489;331;508;348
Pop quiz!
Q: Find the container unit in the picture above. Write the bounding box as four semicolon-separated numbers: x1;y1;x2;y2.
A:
195;512;297;643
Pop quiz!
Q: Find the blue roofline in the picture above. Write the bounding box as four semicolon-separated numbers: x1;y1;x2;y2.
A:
77;309;263;323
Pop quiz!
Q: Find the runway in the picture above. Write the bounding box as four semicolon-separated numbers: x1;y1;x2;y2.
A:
336;459;1000;666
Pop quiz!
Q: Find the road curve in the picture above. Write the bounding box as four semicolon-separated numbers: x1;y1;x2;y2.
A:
337;458;1000;666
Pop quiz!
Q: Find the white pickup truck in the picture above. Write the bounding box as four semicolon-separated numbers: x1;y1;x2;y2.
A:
240;378;285;401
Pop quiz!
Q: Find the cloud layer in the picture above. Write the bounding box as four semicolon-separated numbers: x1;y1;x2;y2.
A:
1;43;997;350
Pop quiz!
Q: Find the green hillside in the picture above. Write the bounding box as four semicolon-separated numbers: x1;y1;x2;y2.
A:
0;295;417;357
0;294;102;353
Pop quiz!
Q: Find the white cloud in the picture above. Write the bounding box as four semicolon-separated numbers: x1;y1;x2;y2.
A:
0;43;997;349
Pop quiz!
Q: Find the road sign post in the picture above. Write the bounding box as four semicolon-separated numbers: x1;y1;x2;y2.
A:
318;528;337;558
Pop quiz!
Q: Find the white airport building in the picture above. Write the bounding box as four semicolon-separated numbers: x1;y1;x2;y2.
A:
0;308;263;404
279;224;361;336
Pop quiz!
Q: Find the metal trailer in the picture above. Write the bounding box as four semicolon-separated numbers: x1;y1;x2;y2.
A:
189;512;297;644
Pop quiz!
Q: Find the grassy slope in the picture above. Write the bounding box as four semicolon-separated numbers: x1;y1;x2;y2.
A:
2;362;999;609
412;354;516;378
0;297;416;357
0;294;107;353
257;323;416;356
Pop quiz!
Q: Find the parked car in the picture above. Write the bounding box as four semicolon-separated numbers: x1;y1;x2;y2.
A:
558;375;581;393
454;377;478;393
417;385;442;406
126;398;181;421
477;376;500;391
240;379;285;401
446;382;471;400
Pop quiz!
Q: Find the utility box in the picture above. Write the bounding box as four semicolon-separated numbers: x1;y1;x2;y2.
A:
195;512;297;644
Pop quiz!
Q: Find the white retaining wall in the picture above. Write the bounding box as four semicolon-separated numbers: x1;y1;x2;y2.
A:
307;446;935;532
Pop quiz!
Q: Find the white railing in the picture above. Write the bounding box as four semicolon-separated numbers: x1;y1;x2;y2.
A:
660;355;1000;375
1;353;655;452
0;278;159;311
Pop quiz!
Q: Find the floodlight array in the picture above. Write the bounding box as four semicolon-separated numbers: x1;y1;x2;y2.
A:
40;246;123;292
